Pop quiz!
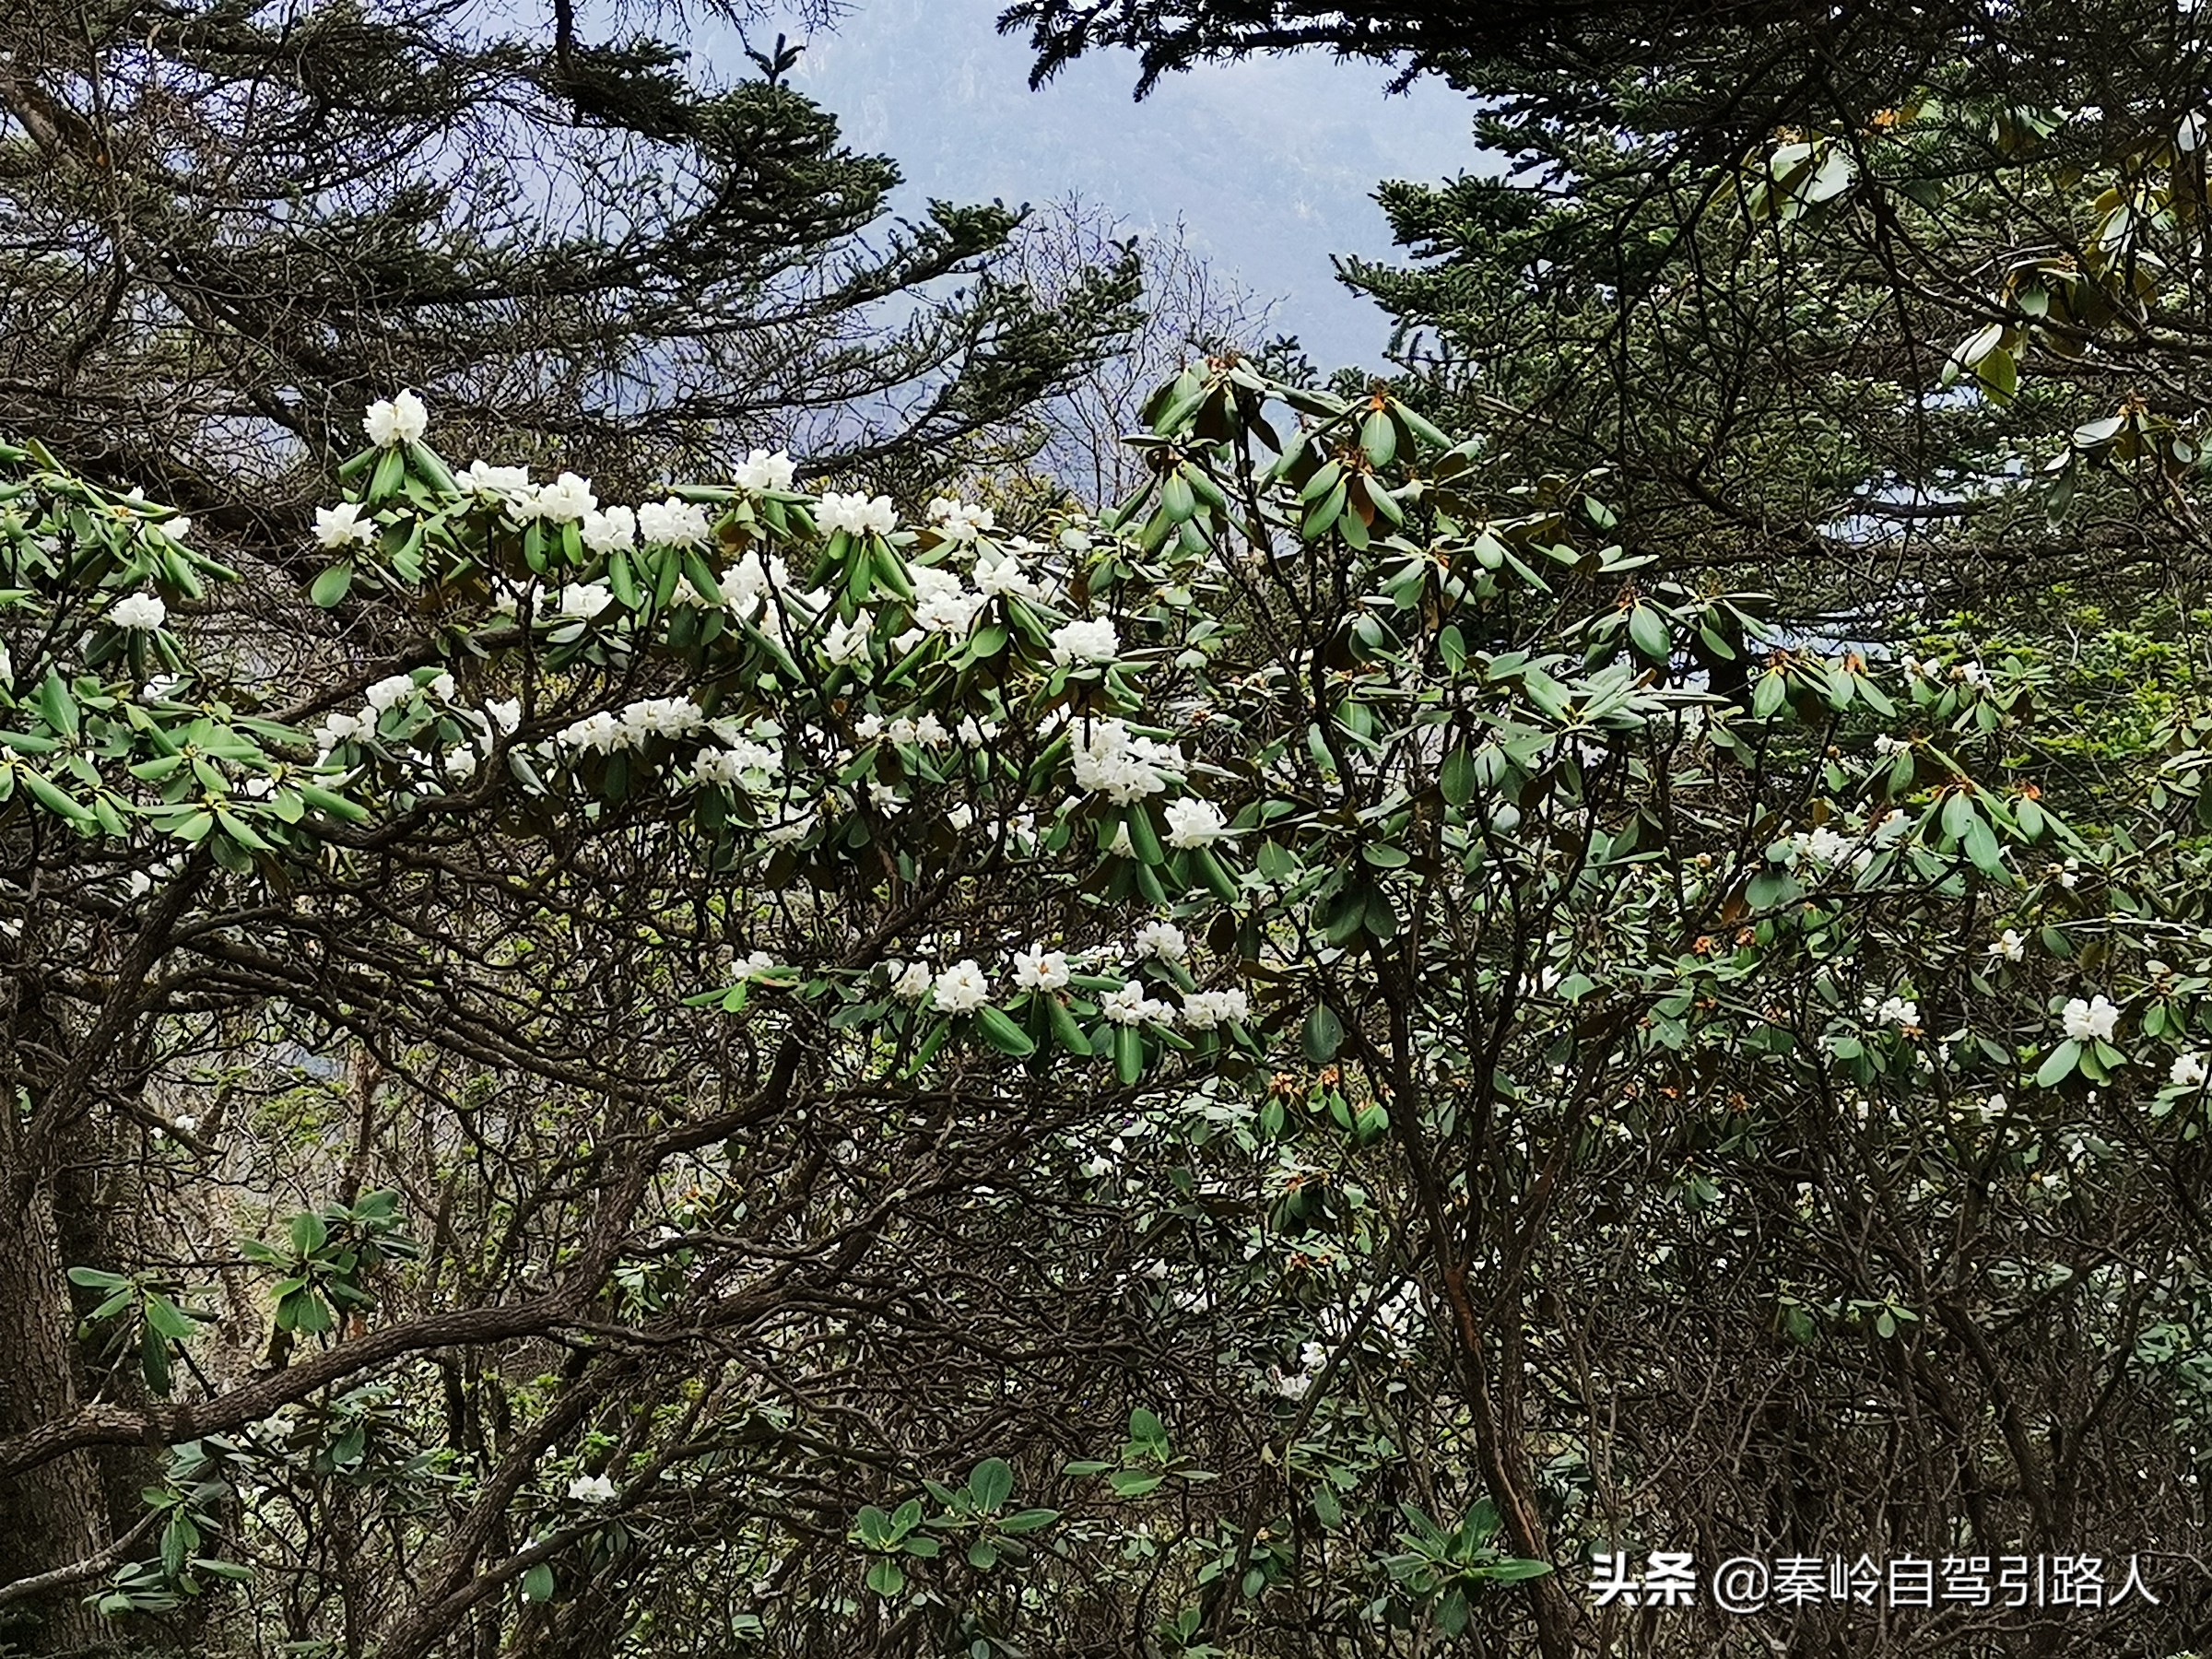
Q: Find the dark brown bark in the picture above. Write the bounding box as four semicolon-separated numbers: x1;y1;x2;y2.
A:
0;1171;110;1655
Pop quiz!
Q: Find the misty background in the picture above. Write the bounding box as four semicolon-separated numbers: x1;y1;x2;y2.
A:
697;0;1485;371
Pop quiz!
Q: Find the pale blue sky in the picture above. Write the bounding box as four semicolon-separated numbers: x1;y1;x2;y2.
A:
698;1;1483;370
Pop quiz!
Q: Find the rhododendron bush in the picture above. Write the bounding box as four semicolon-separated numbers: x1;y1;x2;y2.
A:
4;360;2210;1657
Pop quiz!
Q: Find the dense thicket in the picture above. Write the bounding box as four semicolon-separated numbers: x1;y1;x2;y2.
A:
8;3;2212;1657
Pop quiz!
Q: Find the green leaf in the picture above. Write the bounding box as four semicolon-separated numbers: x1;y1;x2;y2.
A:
310;564;354;607
37;669;78;738
1750;669;1788;720
289;1211;329;1255
2034;1039;2081;1088
141;1323;172;1395
971;1006;1036;1058
1113;1023;1143;1085
1626;606;1672;664
144;1296;197;1341
1359;408;1396;468
521;1564;555;1604
22;770;92;824
1046;995;1091;1057
969;1457;1015;1512
1301;1004;1345;1062
1439;749;1477;808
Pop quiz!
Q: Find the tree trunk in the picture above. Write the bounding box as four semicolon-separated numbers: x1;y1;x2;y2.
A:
0;1168;112;1654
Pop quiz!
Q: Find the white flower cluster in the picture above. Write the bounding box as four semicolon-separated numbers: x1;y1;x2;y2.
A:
856;710;956;747
1163;797;1230;848
1101;980;1177;1026
462;459;529;501
972;545;1051;604
1273;1340;1331;1401
109;591;167;631
734;449;798;494
555;696;706;754
1050;616;1119;665
637;499;711;548
817;490;897;537
689;729;782;788
363;391;429;449
1071;718;1179;805
511;473;598;525
1181;987;1251;1029
882;940;1249;1032
909;562;989;636
1868;994;1921;1033
313;670;458;750
933;959;990;1013
1133;920;1187;961
315;501;378;549
2062;994;2119;1042
926;496;995;543
1014;947;1072;990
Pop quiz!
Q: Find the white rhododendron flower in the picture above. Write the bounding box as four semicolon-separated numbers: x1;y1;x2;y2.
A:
365;674;416;712
554;582;613;619
2171;1052;2208;1088
362;390;428;448
691;741;778;787
486;699;522;735
973;548;1044;601
568;1474;618;1504
532;472;597;524
820;616;871;665
933;959;989;1013
1164;796;1230;848
462;459;529;501
719;549;784;615
1050;617;1119;665
1101;981;1176;1026
1133;920;1188;961
1790;825;1851;865
1182;987;1250;1030
580;505;637;554
817;491;897;537
443;747;477;782
617;696;704;741
315;501;378;548
2063;994;2120;1043
1014;948;1071;992
314;712;366;748
1072;718;1176;804
733;448;797;493
1873;995;1919;1032
915;588;988;635
888;960;933;1001
639;498;712;547
109;592;167;631
556;711;622;753
926;496;995;543
1988;929;2026;962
